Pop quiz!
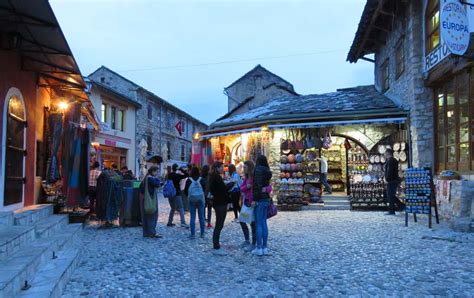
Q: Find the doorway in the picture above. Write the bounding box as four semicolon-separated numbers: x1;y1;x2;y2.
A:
1;90;27;210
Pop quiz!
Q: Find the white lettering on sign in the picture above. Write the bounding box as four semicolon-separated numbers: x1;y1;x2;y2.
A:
440;0;470;55
424;43;450;72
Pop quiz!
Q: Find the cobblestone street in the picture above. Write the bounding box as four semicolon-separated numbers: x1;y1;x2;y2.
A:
63;198;474;297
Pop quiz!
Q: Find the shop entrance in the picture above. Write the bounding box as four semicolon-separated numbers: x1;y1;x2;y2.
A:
100;145;127;169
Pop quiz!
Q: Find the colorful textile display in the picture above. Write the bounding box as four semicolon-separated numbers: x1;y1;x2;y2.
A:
96;169;124;221
46;113;63;183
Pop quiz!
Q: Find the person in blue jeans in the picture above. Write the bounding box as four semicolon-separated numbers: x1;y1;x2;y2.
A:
167;164;189;228
252;155;272;256
184;167;206;238
139;166;162;239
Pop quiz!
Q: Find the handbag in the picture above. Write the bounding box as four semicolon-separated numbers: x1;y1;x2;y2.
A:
143;178;157;215
239;204;255;223
267;200;278;219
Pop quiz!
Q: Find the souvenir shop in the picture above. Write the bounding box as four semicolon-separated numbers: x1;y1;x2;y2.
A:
197;119;410;210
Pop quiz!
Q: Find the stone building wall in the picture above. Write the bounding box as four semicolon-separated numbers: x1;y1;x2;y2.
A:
89;67;207;167
436;180;474;232
225;66;295;112
373;1;433;168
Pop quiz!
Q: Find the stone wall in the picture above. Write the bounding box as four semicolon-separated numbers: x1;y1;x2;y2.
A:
89;67;207;167
225;66;294;112
373;1;433;168
436;180;474;232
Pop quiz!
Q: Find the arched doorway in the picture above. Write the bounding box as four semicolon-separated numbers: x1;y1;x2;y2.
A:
1;88;27;210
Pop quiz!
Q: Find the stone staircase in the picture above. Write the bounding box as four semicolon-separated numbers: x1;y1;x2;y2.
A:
303;194;351;210
0;205;83;298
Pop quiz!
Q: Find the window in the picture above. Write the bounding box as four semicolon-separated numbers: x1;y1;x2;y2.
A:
101;103;107;122
111;106;116;129
181;144;185;161
118;110;124;131
147;104;152;120
395;38;405;78
146;135;152;152
425;0;440;53
381;59;389;92
167;141;171;160
181;120;186;135
435;72;474;173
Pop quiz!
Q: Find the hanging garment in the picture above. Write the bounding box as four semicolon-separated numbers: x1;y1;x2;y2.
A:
46;113;63;183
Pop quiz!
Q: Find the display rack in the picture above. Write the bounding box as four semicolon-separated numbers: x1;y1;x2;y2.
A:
404;167;439;228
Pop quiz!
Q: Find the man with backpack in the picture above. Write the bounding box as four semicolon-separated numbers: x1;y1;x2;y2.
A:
166;164;189;228
184;167;206;239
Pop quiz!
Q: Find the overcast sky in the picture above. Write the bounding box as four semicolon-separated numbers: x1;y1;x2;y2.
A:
50;0;373;125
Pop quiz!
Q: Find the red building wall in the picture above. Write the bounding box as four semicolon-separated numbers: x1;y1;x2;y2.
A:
0;50;40;208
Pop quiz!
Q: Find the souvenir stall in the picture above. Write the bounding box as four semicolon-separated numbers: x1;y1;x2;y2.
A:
200;124;409;211
197;85;410;211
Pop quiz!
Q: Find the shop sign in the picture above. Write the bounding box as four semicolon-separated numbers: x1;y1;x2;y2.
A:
440;0;470;56
105;139;116;146
424;42;450;72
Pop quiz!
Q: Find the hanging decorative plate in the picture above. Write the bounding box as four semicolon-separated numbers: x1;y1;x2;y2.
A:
282;149;292;155
401;142;406;151
369;155;375;163
401;163;408;170
353;174;363;183
378;145;386;154
393;142;400;152
399;151;407;162
368;164;373;171
363;174;372;183
371;176;378;183
374;155;380;163
394;151;400;160
381;156;386;163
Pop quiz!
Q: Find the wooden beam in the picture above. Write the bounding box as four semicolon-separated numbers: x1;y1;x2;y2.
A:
353;0;387;62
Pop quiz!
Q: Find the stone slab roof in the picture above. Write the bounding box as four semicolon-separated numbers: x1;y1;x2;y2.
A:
209;85;403;130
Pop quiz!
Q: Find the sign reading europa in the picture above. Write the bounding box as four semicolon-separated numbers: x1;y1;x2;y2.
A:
440;0;470;55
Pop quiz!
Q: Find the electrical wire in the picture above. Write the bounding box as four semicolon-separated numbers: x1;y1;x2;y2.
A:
118;49;347;73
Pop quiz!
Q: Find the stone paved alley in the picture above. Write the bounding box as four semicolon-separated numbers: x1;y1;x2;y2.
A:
63;197;474;297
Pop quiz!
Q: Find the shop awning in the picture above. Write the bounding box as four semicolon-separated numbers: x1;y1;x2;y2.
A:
0;0;87;99
268;117;407;129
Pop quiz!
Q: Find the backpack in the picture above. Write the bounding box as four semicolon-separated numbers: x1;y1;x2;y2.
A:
188;177;204;203
163;180;176;198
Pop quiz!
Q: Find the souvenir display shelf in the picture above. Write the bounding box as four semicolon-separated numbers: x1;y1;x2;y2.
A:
277;148;322;207
404;167;439;228
350;132;409;210
322;147;345;192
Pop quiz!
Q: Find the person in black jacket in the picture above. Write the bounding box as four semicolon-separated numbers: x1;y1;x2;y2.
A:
167;164;189;228
201;165;213;228
209;161;231;256
384;149;400;215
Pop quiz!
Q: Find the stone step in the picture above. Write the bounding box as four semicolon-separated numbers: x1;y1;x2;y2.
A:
0;212;14;226
19;247;81;298
321;195;350;201
322;200;351;206
303;204;350;211
0;225;36;261
0;224;82;298
34;215;69;239
14;205;54;226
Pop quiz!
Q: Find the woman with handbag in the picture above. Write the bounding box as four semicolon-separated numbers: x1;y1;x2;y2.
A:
209;162;232;256
239;160;273;252
252;155;273;256
139;166;162;239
